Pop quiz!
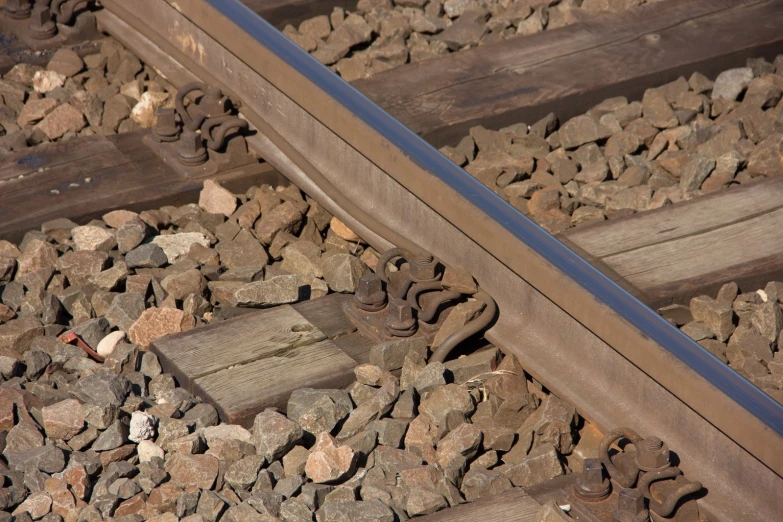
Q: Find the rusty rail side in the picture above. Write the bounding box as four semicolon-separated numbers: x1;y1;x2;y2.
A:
97;1;783;520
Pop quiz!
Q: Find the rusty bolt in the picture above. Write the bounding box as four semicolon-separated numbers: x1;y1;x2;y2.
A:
199;86;230;117
613;488;650;522
153;108;180;142
409;252;438;282
27;3;56;40
176;129;208;166
354;273;387;312
385;297;417;337
635;436;670;472
5;0;32;20
574;458;611;502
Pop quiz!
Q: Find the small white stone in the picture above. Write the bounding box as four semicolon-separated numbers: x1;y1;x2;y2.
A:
130;91;170;128
33;70;66;93
72;225;117;252
757;289;769;303
129;411;157;442
137;439;165;462
202;424;254;445
151;232;210;263
96;331;126;357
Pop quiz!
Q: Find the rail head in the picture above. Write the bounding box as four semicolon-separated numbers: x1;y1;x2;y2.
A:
98;0;783;519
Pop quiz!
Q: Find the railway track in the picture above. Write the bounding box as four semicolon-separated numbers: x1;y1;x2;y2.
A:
0;1;782;521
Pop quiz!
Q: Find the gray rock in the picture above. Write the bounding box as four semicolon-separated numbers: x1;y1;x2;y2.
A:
690;295;734;342
405;487;448;516
116;218;148;253
727;324;773;362
499;443;563;487
558;115;612;149
126;244;168;268
460;468;513;501
182;402;219;429
216;229;270;269
712;68;754;101
275;474;305;499
642;89;678;129
279;497;314;522
287;388;353;439
55;251;108;286
412;362;447;395
751;301;783;344
337;383;399;440
92;420;128;451
24;350;51;379
255;202;304;245
9;444;65;473
315;499;395;522
253;409;304;462
225;455;265;491
77;374;129;407
369;337;428;372
89;261;128;291
161;269;206;300
73;317;111;349
234;275;300;307
219;265;265;283
433;9;488;50
322;254;369;293
679;154;715;192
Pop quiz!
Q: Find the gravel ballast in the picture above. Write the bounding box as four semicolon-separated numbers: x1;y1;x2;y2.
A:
0;37;176;157
283;0;666;81
662;281;783;405
0;179;584;520
440;55;783;233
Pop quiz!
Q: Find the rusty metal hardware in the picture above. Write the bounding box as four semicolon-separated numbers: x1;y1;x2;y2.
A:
201;115;249;151
430;288;496;363
408;282;461;324
144;82;257;177
28;3;56;40
409;252;439;283
345;247;496;364
575;458;612;502
176;129;209;167
353;273;386;312
51;0;90;25
599;427;644;488
1;0;97;48
593;428;702;522
638;468;702;519
635;436;670;472
384;297;417;337
4;0;32;20
175;82;232;131
152;108;180;142
613;488;649;522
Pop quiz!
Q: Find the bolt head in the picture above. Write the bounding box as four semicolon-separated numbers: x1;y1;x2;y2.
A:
177;129;208;166
31;4;51;24
156;108;177;126
409;254;438;282
574;458;611;502
614;488;649;522
5;0;32;19
385;297;417;336
635;437;670;471
354;273;386;311
583;458;604;484
200;88;231;117
153;108;179;140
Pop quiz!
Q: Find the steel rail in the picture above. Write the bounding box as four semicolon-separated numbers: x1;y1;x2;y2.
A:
97;1;783;519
